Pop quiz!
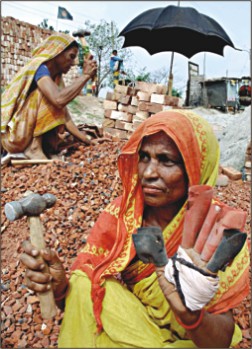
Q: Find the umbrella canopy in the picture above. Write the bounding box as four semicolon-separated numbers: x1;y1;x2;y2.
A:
119;5;235;58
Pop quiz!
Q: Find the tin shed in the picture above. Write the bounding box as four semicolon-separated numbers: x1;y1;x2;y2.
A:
201;77;240;112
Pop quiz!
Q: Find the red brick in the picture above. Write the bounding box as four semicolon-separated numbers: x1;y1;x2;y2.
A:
118;95;131;105
103;127;128;139
102;118;115;128
103;100;117;110
114;85;129;94
104;109;112;118
138;101;163;113
115;120;134;132
222;167;242;180
137;91;151;102
128;105;138;114
131;96;139;106
110;110;133;122
118;104;129;112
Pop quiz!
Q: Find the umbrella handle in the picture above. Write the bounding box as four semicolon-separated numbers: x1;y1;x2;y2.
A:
166;52;175;96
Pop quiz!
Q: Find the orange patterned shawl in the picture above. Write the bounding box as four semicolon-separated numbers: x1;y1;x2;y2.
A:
72;110;250;332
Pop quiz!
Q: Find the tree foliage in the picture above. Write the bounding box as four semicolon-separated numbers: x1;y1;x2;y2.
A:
135;67;151;82
38;19;69;34
80;19;133;95
38;19;54;31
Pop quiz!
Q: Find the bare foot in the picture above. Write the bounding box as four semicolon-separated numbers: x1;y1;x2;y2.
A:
24;137;48;160
24;148;48;160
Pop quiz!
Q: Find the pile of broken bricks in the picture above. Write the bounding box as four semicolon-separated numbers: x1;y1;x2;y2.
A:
1;140;251;348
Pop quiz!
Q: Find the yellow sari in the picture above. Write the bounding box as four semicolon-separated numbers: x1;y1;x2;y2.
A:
1;33;75;153
59;110;250;348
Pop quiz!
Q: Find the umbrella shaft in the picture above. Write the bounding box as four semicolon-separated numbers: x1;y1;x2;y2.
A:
167;52;175;96
169;52;174;76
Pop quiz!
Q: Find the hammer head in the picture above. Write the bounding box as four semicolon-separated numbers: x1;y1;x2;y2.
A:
132;227;168;267
72;29;91;38
4;193;57;221
206;229;247;273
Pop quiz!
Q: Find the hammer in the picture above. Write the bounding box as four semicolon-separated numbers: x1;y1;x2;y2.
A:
72;29;97;86
72;29;91;49
4;192;57;319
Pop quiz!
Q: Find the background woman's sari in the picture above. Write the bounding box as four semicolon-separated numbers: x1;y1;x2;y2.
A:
1;33;75;152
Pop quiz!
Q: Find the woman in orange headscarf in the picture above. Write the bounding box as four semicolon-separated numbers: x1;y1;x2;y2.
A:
21;110;250;348
1;33;99;165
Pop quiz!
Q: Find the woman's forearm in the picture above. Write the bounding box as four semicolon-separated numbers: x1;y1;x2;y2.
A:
155;268;234;348
37;73;92;110
53;278;69;311
55;74;91;108
186;311;234;348
165;289;234;348
65;110;91;145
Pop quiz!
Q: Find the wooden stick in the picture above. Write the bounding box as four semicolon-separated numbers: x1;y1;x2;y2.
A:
28;216;57;319
11;159;55;165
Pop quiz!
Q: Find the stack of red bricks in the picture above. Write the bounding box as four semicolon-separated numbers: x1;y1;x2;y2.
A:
102;81;183;140
1;17;52;87
1;16;78;89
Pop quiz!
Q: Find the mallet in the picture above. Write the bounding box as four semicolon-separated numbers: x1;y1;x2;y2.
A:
4;192;57;319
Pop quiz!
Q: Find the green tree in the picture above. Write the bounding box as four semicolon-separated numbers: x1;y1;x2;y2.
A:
135;67;151;82
38;19;69;34
38;19;54;31
78;19;133;96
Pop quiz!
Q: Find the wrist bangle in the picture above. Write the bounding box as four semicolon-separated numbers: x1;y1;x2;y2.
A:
54;279;69;301
175;308;205;330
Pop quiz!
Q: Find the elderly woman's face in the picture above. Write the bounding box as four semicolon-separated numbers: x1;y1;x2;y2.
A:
138;131;188;208
54;47;78;74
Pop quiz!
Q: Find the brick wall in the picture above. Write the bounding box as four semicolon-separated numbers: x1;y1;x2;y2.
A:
1;16;78;88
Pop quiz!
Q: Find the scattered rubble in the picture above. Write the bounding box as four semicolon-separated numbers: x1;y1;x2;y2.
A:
1;141;251;348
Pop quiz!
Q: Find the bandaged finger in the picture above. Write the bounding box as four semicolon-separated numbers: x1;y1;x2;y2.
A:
164;246;219;311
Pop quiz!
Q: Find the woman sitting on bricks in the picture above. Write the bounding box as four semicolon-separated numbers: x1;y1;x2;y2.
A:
1;33;102;165
21;110;250;348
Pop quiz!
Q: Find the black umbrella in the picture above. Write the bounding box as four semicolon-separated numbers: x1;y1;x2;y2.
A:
119;5;237;96
119;5;235;58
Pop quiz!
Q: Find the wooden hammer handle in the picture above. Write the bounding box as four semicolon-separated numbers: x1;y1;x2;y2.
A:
28;216;57;319
11;159;54;165
79;37;88;47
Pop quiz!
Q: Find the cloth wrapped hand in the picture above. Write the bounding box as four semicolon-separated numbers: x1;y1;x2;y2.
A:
133;185;247;310
164;246;219;311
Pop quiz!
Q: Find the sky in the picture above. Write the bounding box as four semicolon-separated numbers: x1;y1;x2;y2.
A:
1;1;251;96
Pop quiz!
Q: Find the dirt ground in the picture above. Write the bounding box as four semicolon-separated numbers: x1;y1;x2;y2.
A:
67;95;105;126
1;97;251;348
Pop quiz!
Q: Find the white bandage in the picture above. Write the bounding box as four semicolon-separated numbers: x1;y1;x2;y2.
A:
164;246;219;311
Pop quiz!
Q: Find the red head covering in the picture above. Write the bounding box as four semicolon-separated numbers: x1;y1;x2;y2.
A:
72;110;249;332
